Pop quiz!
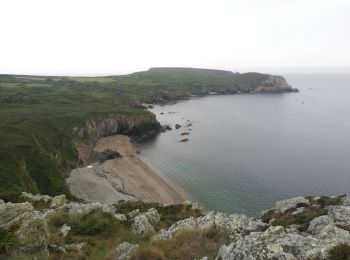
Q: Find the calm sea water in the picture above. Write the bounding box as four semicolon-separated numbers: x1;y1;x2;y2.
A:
135;74;350;216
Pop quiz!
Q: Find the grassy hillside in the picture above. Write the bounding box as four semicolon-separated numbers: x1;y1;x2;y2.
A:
0;68;279;196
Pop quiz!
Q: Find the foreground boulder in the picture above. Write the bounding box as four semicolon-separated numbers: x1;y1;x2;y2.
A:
275;196;310;213
155;211;266;240
114;242;139;260
0;202;49;259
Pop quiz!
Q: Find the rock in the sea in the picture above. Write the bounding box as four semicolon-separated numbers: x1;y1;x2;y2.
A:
132;214;155;235
275;197;310;213
175;124;181;129
163;125;172;131
180;138;189;142
115;242;139;260
0;202;50;259
114;213;127;221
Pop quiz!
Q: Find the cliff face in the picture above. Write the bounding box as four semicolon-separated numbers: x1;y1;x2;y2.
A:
72;113;161;144
253;75;299;93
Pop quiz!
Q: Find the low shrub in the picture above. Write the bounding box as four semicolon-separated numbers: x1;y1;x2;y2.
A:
133;226;230;260
329;244;350;260
0;227;16;255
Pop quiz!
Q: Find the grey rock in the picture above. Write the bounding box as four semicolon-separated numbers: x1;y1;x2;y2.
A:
132;214;155;235
291;207;305;215
128;209;140;218
155;211;265;240
275;197;310;213
60;224;71;237
328;205;350;225
61;202;116;215
143;208;160;224
21;192;52;203
0;199;4;205
0;202;49;259
64;242;86;251
341;195;350;206
50;195;66;208
308;215;334;235
115;242;139;260
48;243;66;254
114;213;127;221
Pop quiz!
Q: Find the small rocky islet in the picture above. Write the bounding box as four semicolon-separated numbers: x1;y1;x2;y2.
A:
1;192;350;259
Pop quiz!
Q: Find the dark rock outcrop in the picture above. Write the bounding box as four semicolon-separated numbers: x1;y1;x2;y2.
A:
73;114;162;143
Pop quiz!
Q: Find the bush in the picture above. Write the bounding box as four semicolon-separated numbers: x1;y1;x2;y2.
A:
329;244;350;260
0;227;16;255
0;192;23;203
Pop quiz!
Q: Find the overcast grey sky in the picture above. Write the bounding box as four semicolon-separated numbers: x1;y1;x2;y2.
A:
1;0;349;75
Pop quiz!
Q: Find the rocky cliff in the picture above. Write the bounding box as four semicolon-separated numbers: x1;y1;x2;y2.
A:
72;113;161;144
1;193;350;259
253;75;299;93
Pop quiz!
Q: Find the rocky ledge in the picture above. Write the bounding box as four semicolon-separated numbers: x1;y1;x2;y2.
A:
1;193;349;259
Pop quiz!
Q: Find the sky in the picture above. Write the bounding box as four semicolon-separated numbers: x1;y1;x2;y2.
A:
0;0;349;75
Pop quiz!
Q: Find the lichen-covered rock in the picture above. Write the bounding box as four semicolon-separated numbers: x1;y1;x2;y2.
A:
115;242;139;260
0;202;49;259
275;197;310;213
114;213;127;221
155;211;265;240
128;209;140;218
61;202;116;215
216;223;350;260
132;214;155;235
21;192;52;203
341;195;350;206
328;205;350;225
308;215;333;235
50;195;66;208
143;208;160;224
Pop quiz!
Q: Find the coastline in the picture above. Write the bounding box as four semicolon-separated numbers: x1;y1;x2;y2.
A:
67;135;184;205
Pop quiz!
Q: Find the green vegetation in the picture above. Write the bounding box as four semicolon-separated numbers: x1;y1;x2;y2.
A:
329;244;350;260
261;196;345;232
47;200;204;259
115;200;202;231
0;68;272;196
132;227;230;260
0;227;17;255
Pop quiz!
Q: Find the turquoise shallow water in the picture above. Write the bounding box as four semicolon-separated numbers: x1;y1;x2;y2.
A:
135;74;350;216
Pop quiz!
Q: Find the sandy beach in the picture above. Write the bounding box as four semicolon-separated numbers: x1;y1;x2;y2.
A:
67;135;183;205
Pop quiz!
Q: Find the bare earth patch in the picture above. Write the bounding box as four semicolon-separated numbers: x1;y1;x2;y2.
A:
67;135;183;205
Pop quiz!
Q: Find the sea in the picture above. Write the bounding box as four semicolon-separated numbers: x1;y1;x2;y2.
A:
135;74;350;216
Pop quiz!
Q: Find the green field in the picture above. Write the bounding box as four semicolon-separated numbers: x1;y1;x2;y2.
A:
0;68;272;197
